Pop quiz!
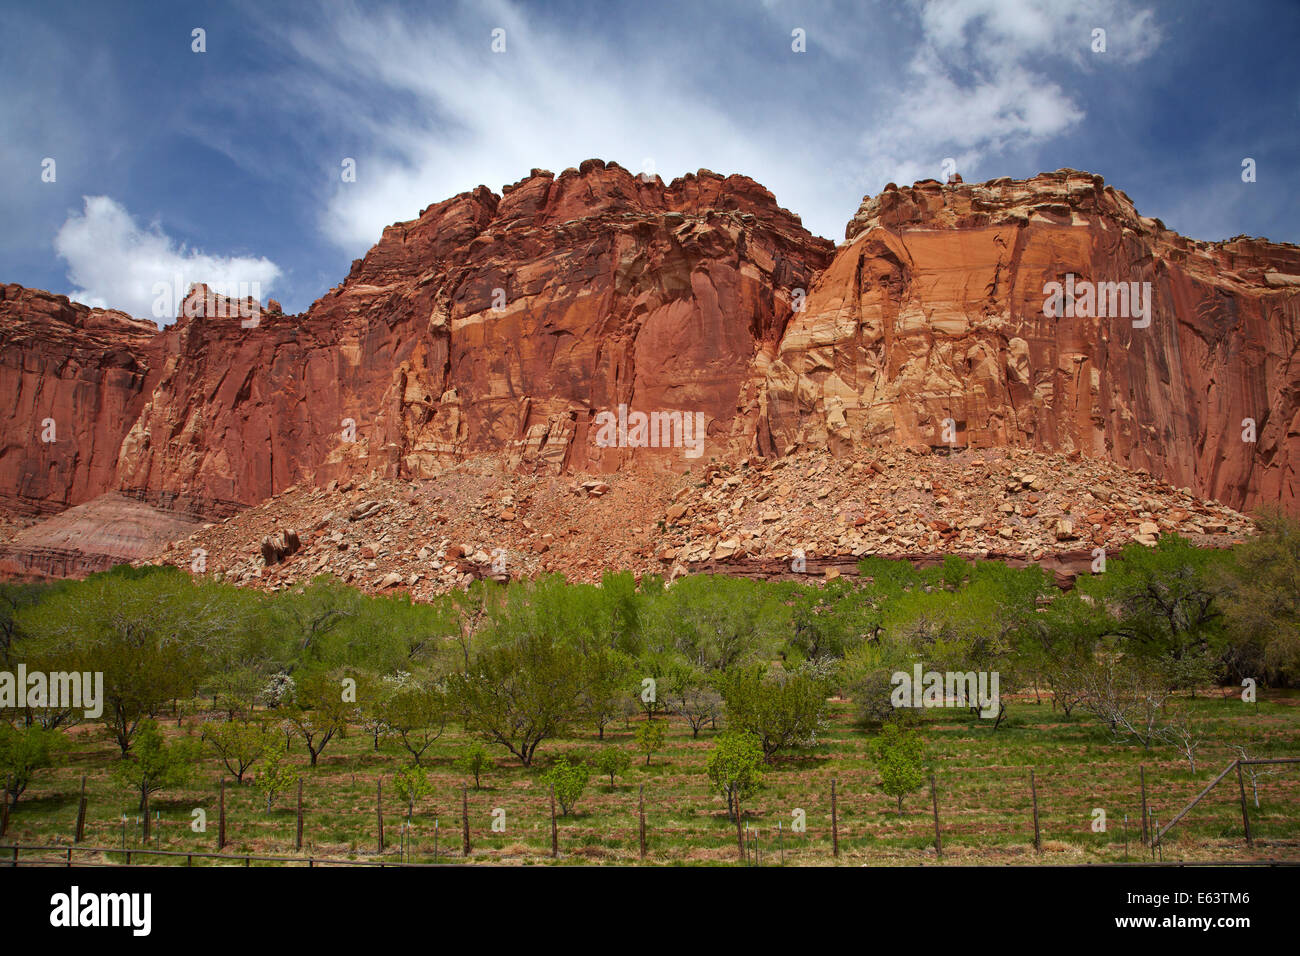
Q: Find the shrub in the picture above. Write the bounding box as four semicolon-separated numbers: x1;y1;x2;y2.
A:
454;743;491;789
593;747;632;789
541;757;590;816
705;731;764;820
870;721;927;812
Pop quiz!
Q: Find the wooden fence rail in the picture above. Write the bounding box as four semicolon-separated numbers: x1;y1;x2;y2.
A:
1156;757;1300;847
3;843;449;868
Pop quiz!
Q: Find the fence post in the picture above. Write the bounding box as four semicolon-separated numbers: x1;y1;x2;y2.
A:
1030;770;1042;853
929;774;943;859
1235;760;1253;847
831;777;840;858
1139;765;1149;847
550;785;558;859
733;793;744;862
74;775;87;843
376;779;384;853
296;778;304;851
142;789;150;843
638;784;646;860
217;777;227;851
461;786;470;857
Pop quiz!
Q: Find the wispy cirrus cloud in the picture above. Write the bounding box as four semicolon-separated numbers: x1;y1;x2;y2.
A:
261;0;824;250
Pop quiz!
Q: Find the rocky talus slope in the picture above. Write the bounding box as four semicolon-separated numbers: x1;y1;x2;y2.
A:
144;444;1251;597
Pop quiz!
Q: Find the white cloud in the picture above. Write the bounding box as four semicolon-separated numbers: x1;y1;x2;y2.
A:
263;0;857;246
862;0;1161;187
54;196;281;321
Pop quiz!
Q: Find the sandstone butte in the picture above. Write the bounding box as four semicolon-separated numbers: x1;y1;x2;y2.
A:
0;161;1296;587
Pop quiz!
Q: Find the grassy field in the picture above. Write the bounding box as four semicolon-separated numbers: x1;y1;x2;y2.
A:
5;691;1298;866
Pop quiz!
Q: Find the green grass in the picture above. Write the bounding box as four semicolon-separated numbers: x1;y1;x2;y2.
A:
4;691;1298;866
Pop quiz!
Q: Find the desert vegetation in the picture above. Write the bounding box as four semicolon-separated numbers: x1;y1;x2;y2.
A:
1;514;1297;864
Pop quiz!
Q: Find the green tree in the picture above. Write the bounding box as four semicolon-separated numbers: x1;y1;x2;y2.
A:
593;747;631;789
448;630;583;767
0;581;58;669
1218;509;1300;685
718;664;829;760
870;721;927;812
111;718;201;812
268;576;362;665
454;743;491;790
1079;536;1226;662
393;764;435;819
284;670;357;767
0;722;65;805
579;647;635;739
254;741;299;812
202;719;274;783
18;567;218;754
541;757;590;816
633;719;666;766
643;575;787;671
705;731;764;821
786;578;878;663
377;677;447;765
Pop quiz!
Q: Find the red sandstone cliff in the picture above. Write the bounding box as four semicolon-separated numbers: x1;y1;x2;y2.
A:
0;284;162;516
112;161;831;511
0;165;1297;579
768;170;1300;511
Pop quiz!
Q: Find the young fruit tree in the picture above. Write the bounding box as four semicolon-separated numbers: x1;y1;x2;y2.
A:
454;743;492;790
111;719;201;813
285;670;357;767
202;719;274;784
447;631;583;767
541;757;590;816
634;719;666;766
871;721;927;813
254;742;299;813
594;747;632;789
0;723;64;807
717;664;829;761
393;764;435;819
705;731;765;822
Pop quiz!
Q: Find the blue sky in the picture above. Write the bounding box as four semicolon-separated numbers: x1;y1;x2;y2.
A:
2;0;1297;320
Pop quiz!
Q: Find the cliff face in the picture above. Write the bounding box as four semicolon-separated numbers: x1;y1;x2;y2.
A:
0;284;161;516
112;161;832;510
767;170;1300;511
0;165;1298;581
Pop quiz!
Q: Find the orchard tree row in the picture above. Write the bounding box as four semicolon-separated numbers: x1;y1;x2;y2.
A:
2;511;1297;820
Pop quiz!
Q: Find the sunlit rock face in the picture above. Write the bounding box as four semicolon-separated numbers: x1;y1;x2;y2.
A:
768;170;1300;512
1;166;1298;582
